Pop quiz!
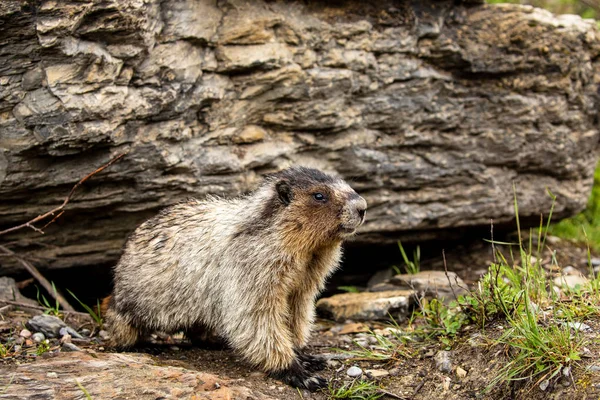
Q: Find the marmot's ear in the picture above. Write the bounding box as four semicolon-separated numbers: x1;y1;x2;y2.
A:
276;181;293;206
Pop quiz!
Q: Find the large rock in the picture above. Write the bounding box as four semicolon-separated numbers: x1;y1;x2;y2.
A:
0;0;599;273
0;352;274;399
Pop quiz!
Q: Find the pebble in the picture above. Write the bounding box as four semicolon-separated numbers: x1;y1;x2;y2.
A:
347;366;363;378
59;326;83;339
32;332;45;343
46;372;58;378
365;369;389;378
581;347;593;358
591;258;600;267
15;337;25;345
13;345;21;352
60;333;72;344
562;266;581;276
61;342;82;352
98;330;110;340
434;350;452;373
170;346;180;351
539;379;550;391
19;329;32;338
80;329;91;337
388;368;401;376
456;366;467;378
587;365;600;372
562;366;571;377
565;322;592;332
326;359;341;368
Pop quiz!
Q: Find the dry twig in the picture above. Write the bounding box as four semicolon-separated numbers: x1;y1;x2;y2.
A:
0;245;76;312
0;153;125;237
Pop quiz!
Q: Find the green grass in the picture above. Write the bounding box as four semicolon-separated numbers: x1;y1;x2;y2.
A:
392;241;420;275
550;162;600;250
327;380;384;400
67;289;104;330
36;281;61;317
75;380;93;400
35;339;50;356
350;187;596;393
0;343;7;358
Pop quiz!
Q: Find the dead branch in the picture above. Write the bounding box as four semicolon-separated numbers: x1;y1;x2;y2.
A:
0;300;88;317
442;249;459;303
0;153;125;237
0;245;75;312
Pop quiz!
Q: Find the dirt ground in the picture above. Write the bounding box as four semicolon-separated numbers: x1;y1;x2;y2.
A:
1;237;600;399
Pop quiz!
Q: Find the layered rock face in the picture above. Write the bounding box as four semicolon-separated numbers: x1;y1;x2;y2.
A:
0;0;599;272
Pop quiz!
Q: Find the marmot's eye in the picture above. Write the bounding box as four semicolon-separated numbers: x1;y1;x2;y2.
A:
313;193;326;202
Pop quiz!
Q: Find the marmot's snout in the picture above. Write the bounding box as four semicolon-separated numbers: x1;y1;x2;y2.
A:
340;193;367;234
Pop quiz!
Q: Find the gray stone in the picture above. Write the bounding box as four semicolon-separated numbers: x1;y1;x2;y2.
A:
32;332;45;343
26;315;67;338
61;342;81;352
539;379;550;391
565;322;592;332
59;326;83;339
387;271;468;301
0;0;599;275
553;275;589;290
434;350;452;373
591;258;600;267
346;366;363;378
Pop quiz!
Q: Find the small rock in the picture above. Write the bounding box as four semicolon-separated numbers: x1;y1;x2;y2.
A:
562;266;582;276
434;350;452;373
565;322;592;332
388;368;400;377
586;365;600;372
562;366;571;377
347;366;363;378
354;339;369;348
46;372;58;378
326;359;341;368
170;346;180;351
60;334;72;344
365;369;389;378
539;379;550;391
590;258;600;267
80;329;91;337
388;271;468;302
442;376;451;391
26;315;67;338
98;330;110;340
32;332;45;343
338;322;370;335
367;268;394;289
456;366;467;378
553;275;588;290
15;337;25;345
13;345;21;352
61;342;82;352
19;329;32;338
581;347;593;358
59;327;83;339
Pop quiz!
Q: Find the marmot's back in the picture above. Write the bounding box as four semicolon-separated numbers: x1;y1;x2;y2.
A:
105;166;367;391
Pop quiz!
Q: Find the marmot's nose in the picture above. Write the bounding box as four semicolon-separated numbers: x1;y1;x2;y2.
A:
354;196;367;222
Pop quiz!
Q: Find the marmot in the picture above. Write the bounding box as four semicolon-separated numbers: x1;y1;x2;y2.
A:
104;166;367;390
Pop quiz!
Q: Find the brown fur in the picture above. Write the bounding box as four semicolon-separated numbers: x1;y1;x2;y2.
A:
104;167;367;390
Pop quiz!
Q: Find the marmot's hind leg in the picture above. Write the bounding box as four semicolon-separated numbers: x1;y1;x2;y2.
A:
104;309;141;349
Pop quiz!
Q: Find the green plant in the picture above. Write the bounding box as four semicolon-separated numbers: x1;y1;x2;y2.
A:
337;286;360;293
67;289;104;329
36;282;61;316
396;241;420;275
0;343;8;358
75;380;93;400
327;380;384;400
36;339;51;356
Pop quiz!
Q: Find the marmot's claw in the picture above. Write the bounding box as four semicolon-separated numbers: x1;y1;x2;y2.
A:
269;360;329;391
297;351;327;372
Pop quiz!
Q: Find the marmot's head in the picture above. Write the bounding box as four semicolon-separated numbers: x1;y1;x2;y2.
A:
266;167;367;251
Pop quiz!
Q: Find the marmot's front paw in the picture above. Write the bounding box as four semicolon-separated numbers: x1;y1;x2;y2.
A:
269;359;328;391
296;351;327;372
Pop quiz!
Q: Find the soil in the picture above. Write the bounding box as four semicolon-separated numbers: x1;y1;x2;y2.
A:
1;236;599;399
